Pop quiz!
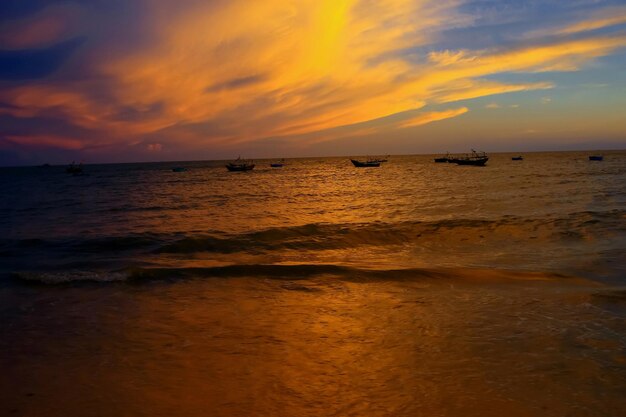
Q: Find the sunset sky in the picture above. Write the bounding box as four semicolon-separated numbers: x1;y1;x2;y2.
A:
1;0;625;165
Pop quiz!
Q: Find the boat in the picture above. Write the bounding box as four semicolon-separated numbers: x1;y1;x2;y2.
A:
512;156;523;161
66;162;83;174
371;155;389;163
172;167;187;172
434;153;450;163
350;158;380;167
226;157;255;171
589;155;603;161
270;159;285;168
449;150;489;166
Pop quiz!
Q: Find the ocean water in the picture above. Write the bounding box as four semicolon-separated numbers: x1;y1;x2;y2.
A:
1;151;625;416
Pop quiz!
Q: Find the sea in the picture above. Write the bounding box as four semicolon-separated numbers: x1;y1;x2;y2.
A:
1;151;625;416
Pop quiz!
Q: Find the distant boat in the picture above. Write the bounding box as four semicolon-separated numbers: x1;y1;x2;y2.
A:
172;167;187;172
66;162;83;174
512;156;523;161
589;155;603;161
370;155;389;163
351;158;380;167
226;157;255;171
270;159;285;168
449;150;489;166
434;152;450;163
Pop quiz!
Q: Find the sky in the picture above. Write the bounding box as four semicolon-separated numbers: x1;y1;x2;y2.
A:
0;0;625;165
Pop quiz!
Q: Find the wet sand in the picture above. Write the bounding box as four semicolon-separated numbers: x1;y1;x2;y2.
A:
2;270;626;417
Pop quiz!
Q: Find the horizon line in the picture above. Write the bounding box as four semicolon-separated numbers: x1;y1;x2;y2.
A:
2;147;624;168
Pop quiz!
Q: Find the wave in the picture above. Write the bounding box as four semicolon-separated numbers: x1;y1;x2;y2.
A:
155;210;625;254
12;264;579;285
1;209;623;257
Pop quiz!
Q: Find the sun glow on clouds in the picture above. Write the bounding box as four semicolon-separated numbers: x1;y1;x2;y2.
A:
104;0;460;140
398;107;469;129
99;1;625;144
1;0;626;160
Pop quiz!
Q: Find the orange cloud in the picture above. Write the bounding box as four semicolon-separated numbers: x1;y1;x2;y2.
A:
285;105;469;146
397;107;469;128
98;2;626;144
2;1;626;154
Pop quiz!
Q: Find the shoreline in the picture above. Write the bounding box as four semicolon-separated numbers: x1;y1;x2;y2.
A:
2;271;625;417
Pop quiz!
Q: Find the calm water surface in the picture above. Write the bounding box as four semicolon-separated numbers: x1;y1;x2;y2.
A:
1;151;625;416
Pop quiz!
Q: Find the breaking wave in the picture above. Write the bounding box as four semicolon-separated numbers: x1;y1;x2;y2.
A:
1;209;622;257
12;264;578;285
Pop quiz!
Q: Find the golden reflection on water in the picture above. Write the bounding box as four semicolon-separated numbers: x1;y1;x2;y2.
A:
4;154;623;281
2;275;626;417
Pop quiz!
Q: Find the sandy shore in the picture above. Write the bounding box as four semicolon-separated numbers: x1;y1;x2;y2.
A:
2;271;626;416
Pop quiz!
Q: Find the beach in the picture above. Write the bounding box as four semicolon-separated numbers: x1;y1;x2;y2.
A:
2;271;626;416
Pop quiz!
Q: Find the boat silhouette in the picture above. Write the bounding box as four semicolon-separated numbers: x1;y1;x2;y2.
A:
449;150;489;166
226;157;255;171
434;152;450;163
66;162;83;174
270;159;285;168
350;157;380;167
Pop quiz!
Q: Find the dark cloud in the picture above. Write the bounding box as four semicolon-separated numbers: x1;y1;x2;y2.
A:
0;0;139;22
205;74;267;92
0;0;50;20
113;102;165;122
0;113;94;141
0;37;84;80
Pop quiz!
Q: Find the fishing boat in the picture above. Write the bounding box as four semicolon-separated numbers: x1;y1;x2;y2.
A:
270;159;285;168
172;167;187;172
66;162;83;174
512;156;523;161
350;158;380;167
226;157;255;171
449;150;489;166
371;155;389;163
589;155;603;161
434;153;450;163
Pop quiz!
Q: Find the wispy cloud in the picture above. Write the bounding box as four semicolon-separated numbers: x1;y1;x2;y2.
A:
398;107;469;128
1;0;626;162
557;6;626;35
